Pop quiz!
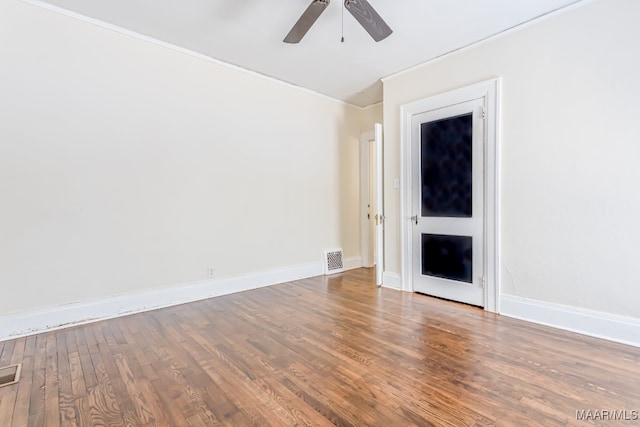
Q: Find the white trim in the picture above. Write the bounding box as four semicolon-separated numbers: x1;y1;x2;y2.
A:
501;295;640;348
484;79;501;313
343;256;363;271
361;101;383;110
0;262;323;342
400;78;500;311
382;272;402;290
374;123;385;286
19;0;371;110
381;0;587;83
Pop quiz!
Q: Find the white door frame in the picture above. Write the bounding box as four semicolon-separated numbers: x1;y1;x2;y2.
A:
374;123;384;286
400;79;501;312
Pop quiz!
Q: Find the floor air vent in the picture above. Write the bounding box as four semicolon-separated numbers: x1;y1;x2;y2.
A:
324;249;344;275
0;364;20;388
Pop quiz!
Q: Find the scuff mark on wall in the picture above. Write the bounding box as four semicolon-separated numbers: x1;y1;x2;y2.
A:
501;261;521;296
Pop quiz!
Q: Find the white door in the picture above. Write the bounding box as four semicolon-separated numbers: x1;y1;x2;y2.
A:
360;135;375;268
374;123;384;286
411;99;484;306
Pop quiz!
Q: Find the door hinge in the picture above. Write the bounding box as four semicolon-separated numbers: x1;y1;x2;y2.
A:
481;276;486;288
482;109;486;119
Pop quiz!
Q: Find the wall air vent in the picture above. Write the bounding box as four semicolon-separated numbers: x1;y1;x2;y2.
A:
0;364;21;388
324;249;344;275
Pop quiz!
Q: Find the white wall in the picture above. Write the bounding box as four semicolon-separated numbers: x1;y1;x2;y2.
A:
383;0;640;319
0;0;362;316
360;103;383;133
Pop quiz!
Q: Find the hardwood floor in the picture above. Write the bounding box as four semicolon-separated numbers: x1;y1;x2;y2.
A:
1;268;639;426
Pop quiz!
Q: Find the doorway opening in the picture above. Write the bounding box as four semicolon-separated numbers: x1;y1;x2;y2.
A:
360;123;384;285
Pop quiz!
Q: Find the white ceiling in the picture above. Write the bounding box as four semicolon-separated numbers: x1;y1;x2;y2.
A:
30;0;582;107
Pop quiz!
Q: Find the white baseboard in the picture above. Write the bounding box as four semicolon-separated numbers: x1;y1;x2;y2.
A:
0;262;324;342
343;256;363;271
382;272;402;290
501;295;640;348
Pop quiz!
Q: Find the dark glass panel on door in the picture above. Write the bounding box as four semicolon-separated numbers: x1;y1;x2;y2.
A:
421;234;473;283
421;113;473;217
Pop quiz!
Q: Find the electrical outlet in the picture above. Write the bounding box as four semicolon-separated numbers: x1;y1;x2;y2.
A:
207;267;215;278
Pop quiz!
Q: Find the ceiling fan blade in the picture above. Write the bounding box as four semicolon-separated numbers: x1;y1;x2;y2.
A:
284;0;330;44
344;0;392;42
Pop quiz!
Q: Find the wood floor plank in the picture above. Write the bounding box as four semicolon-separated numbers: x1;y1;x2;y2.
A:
1;268;640;425
0;338;27;426
73;327;97;391
56;330;79;427
10;335;37;427
113;352;167;426
117;323;159;384
93;324;138;425
0;339;16;367
44;332;60;427
85;327;126;427
27;333;47;427
157;327;243;424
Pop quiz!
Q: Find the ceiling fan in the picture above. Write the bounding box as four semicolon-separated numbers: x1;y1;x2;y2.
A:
284;0;393;44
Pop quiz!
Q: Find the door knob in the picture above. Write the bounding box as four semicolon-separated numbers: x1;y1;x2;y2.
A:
410;215;418;225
